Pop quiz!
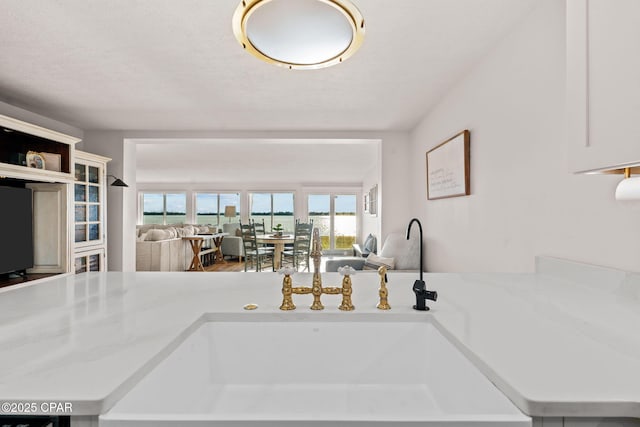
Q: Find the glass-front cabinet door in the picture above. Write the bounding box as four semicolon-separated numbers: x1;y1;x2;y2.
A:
74;151;110;253
74;247;105;273
75;161;103;247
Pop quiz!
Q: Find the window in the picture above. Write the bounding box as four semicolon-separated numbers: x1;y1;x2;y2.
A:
141;192;186;225
195;192;240;225
249;192;294;232
220;193;240;223
308;193;357;252
334;195;357;250
195;193;217;225
308;194;330;250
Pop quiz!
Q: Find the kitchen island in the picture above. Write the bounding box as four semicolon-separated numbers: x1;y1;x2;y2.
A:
0;257;638;426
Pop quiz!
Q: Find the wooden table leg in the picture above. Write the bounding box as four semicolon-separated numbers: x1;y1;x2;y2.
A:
273;242;285;270
212;235;226;263
188;239;205;271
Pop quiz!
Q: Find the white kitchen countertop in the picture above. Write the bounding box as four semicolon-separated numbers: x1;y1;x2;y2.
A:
0;257;638;418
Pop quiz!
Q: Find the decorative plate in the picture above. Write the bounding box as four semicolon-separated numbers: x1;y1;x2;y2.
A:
26;151;45;169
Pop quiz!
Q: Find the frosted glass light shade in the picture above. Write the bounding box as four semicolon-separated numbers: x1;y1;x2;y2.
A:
615;176;640;200
232;0;365;70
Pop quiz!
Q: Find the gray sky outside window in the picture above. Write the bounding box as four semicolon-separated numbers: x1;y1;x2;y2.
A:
220;194;240;214
194;193;240;215
251;193;271;214
196;193;217;214
166;194;186;214
308;194;356;214
143;193;163;213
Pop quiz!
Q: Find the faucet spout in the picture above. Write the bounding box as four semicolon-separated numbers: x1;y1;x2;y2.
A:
406;218;424;282
407;218;437;311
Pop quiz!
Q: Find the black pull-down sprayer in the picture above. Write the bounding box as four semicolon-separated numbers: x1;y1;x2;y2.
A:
406;218;437;311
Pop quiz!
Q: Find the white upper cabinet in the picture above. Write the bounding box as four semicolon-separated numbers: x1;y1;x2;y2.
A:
0;114;78;182
567;0;640;172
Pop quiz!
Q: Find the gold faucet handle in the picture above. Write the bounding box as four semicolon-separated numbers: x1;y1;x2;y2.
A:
279;269;296;311
337;266;355;311
338;265;357;276
377;266;390;310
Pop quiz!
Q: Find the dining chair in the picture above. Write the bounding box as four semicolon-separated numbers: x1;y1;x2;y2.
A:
240;221;274;272
252;219;272;250
281;219;313;271
253;218;266;235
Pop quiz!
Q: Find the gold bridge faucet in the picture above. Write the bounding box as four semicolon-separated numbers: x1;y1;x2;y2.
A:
279;228;353;311
279;228;390;311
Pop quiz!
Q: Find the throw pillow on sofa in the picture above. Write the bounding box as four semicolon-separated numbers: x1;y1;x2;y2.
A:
363;234;377;254
380;233;420;270
165;227;177;239
145;229;169;241
183;225;195;236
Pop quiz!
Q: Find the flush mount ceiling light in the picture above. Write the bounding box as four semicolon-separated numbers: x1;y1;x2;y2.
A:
232;0;365;70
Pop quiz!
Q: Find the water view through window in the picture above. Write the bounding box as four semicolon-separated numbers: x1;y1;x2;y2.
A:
142;193;186;224
250;192;294;232
140;192;356;243
308;194;356;251
195;193;240;225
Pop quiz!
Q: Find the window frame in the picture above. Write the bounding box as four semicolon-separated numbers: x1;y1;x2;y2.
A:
194;192;241;226
139;191;187;225
305;191;359;254
248;191;295;232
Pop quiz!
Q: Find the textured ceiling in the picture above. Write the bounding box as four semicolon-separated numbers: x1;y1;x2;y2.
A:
0;0;537;132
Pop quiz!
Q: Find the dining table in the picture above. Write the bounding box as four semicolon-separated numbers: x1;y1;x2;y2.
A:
255;234;294;269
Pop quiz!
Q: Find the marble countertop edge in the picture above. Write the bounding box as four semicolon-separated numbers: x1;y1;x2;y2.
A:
0;264;638;419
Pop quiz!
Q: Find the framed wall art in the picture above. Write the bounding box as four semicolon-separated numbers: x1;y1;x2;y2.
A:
368;184;378;216
426;130;470;200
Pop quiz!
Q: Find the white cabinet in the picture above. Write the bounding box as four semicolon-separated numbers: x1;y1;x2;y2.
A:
74;150;110;272
0;114;79;278
566;0;640;172
74;247;105;274
0;114;78;182
25;183;70;274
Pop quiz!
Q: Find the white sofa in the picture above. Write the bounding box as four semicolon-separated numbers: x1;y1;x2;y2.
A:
325;233;420;272
136;238;189;271
136;224;216;271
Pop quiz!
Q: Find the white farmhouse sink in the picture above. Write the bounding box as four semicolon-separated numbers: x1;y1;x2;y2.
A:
100;313;530;426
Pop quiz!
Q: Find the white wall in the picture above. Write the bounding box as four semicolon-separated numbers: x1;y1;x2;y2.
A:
380;132;413;240
80;131;137;272
409;0;640;273
0;100;83;140
361;164;380;244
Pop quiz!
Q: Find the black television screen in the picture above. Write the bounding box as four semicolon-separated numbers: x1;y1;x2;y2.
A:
0;186;34;275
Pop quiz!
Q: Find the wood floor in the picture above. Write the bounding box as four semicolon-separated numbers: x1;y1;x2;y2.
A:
203;255;347;272
204;257;246;272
